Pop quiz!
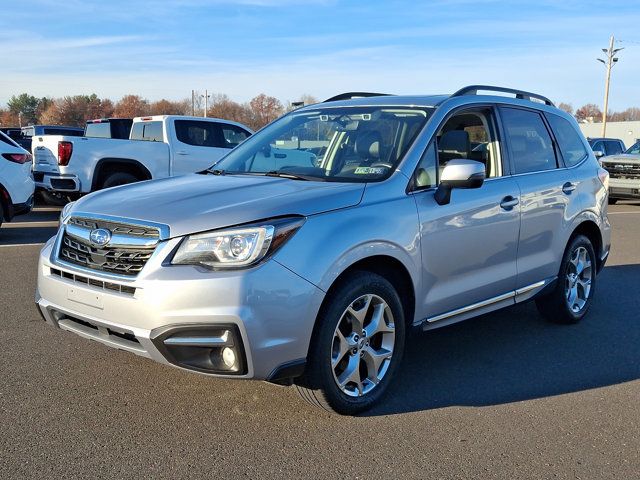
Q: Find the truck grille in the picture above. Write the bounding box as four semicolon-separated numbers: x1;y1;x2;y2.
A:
603;162;640;179
58;216;160;276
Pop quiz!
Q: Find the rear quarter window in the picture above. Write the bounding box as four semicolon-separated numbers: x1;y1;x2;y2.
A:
545;114;589;167
130;121;164;142
174;120;224;148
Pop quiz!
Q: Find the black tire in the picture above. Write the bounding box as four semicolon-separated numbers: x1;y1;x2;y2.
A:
0;201;3;228
608;197;618;205
40;190;72;206
295;271;406;415
100;172;139;190
535;235;597;324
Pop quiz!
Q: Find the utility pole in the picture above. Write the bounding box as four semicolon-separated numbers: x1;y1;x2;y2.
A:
201;90;210;117
597;35;623;137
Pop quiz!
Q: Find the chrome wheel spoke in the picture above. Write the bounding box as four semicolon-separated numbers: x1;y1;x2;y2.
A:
336;355;363;395
347;294;372;335
364;304;394;338
362;347;392;383
331;329;351;369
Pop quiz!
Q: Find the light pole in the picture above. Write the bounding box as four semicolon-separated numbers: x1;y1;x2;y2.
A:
597;35;623;137
201;90;211;117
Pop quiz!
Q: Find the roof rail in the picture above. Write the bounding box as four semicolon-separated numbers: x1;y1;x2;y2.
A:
323;92;392;103
451;85;554;106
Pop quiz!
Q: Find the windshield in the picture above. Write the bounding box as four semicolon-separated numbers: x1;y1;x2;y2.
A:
211;106;432;182
625;141;640;155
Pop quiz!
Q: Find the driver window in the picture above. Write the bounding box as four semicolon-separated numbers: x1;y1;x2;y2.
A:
413;107;502;190
436;108;502;180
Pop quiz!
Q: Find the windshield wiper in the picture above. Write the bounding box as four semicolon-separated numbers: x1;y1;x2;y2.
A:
264;171;324;181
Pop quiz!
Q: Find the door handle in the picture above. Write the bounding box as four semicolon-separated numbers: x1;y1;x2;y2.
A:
562;182;577;194
176;151;189;156
500;196;519;210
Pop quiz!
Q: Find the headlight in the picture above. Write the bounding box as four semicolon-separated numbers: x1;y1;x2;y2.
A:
172;217;305;269
59;201;75;224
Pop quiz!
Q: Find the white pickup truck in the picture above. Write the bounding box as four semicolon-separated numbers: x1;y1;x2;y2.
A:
32;115;253;201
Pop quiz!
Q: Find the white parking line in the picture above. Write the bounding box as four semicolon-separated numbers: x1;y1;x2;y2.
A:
0;243;45;248
2;221;59;228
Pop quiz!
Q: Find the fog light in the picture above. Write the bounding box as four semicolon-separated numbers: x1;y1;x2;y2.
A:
222;347;237;369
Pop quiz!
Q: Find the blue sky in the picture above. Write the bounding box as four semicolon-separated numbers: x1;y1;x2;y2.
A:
2;0;640;110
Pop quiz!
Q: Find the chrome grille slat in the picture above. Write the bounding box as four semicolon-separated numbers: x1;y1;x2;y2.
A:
58;216;160;277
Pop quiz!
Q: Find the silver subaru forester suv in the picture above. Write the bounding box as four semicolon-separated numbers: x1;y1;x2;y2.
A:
36;86;611;415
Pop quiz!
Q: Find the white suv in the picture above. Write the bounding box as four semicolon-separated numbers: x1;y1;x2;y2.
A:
0;131;35;227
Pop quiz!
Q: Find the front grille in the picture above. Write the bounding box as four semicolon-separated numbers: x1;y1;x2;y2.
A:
58;216;160;276
50;267;136;295
603;162;640;179
68;217;159;237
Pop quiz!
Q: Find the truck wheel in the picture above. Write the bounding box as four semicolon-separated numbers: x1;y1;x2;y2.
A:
40;190;71;206
608;197;618;205
101;172;139;189
535;235;596;324
295;271;406;415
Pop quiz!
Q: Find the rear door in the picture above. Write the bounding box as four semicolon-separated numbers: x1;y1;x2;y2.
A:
500;106;583;289
170;120;243;175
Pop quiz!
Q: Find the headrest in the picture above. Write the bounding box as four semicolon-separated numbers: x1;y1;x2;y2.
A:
439;130;470;155
355;131;382;160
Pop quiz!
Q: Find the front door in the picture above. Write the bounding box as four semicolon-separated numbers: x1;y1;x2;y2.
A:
413;106;521;320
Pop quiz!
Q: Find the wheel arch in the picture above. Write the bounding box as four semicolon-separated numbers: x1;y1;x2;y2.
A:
569;219;604;272
0;182;12;221
91;158;152;191
319;254;416;330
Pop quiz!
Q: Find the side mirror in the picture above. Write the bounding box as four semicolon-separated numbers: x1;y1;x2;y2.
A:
593;150;605;159
434;159;485;205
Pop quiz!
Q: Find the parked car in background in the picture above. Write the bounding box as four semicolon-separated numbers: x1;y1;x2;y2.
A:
0;131;34;227
587;137;626;159
600;139;640;203
32;115;253;205
21;125;84;153
36;86;610;414
84;118;133;139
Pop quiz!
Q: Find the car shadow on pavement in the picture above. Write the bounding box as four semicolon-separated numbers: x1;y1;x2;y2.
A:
365;264;640;417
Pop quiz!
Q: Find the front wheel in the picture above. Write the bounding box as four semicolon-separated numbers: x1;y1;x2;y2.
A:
536;235;596;324
295;271;406;415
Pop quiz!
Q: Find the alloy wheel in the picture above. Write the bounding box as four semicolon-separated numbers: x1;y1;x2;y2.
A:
330;294;396;397
565;246;593;313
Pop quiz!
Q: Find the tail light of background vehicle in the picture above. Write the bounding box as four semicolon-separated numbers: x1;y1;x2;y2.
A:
58;141;73;166
2;153;32;164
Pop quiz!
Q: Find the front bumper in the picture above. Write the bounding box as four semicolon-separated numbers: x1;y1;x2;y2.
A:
34;171;81;192
35;236;324;380
609;178;640;199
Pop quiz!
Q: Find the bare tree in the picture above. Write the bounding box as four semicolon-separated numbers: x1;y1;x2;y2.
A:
575;104;602;123
557;102;573;116
248;94;284;130
114;95;150;118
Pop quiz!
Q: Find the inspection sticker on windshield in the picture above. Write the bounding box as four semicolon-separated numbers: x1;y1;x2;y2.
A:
354;167;385;175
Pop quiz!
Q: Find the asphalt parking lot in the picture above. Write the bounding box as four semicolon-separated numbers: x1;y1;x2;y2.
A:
1;202;639;479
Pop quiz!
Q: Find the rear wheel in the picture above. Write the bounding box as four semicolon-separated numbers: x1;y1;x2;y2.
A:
100;172;139;189
295;271;406;415
0;201;3;228
535;235;596;324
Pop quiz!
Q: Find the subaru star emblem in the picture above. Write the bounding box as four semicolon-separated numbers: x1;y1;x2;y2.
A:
89;228;112;246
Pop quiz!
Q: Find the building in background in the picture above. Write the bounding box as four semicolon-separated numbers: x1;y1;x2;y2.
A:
579;121;640;148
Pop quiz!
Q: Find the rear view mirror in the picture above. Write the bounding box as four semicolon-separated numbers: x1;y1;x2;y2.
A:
434;159;485;205
593;150;605;159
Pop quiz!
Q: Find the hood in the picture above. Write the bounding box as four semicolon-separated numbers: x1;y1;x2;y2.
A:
72;173;365;238
601;153;640;165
